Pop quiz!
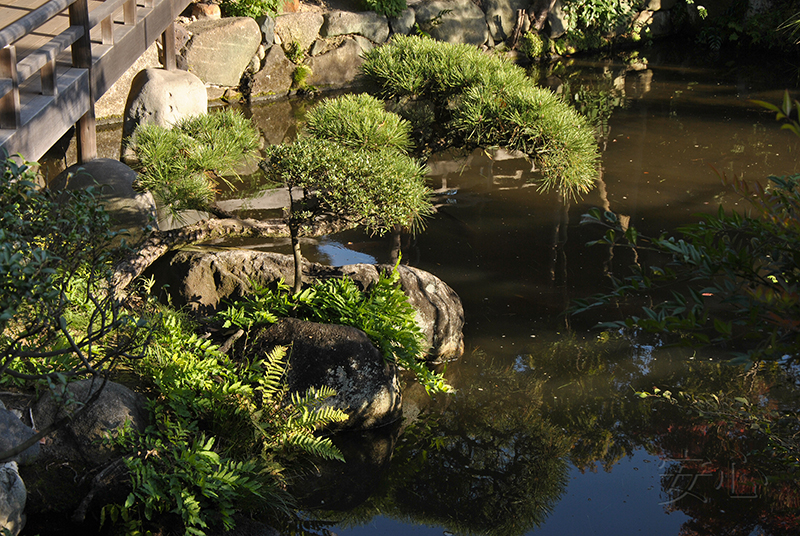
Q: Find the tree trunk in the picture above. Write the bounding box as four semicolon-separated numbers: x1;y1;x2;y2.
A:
290;222;303;295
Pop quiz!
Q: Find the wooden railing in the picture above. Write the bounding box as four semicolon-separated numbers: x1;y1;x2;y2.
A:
0;0;187;162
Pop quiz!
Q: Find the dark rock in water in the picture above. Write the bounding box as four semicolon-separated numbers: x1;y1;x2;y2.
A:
244;318;402;431
51;158;157;246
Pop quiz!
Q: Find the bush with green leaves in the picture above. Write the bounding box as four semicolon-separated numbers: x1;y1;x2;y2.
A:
362;0;406;17
572;93;800;367
131;110;260;217
104;308;346;535
361;35;599;198
217;264;452;394
0;154;147;462
220;0;279;19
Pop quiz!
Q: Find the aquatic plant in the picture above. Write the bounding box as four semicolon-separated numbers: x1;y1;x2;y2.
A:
361;35;599;198
572;92;800;366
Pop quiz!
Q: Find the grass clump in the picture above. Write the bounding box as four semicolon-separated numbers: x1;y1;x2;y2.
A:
361;35;599;198
220;0;279;19
305;93;413;154
131;110;261;216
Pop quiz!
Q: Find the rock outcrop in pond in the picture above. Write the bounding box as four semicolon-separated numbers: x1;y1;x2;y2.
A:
158;249;465;361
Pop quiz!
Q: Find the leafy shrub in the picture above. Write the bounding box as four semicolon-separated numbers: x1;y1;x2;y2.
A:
105;309;346;535
305;93;413;153
520;31;548;59
217;265;453;394
361;35;599;198
131;110;260;216
0;153;145;403
362;0;406;17
220;0;279;19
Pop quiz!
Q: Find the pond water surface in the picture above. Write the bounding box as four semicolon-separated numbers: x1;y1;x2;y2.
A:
71;40;800;536
221;41;800;536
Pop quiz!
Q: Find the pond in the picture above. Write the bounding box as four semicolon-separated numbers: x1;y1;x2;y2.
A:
222;41;800;536
48;39;800;536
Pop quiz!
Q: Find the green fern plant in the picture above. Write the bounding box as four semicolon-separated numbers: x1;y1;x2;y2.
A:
106;309;345;536
217;264;453;394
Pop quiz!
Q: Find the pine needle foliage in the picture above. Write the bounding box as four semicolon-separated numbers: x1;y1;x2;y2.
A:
131;110;261;216
361;35;599;198
305;93;414;154
262;137;433;235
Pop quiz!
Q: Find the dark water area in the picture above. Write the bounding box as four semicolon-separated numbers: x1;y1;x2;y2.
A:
227;42;800;536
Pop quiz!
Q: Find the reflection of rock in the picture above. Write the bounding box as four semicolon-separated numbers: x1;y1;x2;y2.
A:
249;96;296;144
243;318;403;430
291;422;400;510
161;250;464;360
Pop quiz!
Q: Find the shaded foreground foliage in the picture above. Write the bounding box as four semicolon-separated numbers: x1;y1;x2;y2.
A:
361;35;599;198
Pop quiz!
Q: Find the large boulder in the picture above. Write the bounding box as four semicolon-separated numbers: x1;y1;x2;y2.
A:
0;402;39;465
246;318;402;430
339;263;465;362
32;380;148;466
483;0;531;42
250;45;294;99
321;10;391;43
306;38;367;89
161;249;465;360
51;159;158;244
0;462;25;536
183;17;262;86
122;68;207;140
415;0;489;45
274;12;325;54
389;8;416;35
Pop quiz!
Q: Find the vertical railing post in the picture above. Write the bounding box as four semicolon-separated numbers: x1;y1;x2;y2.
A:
69;0;96;162
0;45;20;129
161;23;176;71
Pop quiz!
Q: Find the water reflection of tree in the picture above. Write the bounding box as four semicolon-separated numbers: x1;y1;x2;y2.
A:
384;354;570;536
314;351;570;536
527;334;800;535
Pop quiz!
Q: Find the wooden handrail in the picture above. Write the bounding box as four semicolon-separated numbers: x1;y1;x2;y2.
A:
87;0;129;28
0;0;77;48
16;26;83;83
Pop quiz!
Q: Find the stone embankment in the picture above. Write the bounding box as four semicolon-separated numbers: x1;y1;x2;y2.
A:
97;0;694;119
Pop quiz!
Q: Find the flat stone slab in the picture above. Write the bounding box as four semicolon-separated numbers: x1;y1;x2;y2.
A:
184;17;262;86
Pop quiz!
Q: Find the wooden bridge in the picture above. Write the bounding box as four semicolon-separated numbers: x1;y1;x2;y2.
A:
0;0;192;163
